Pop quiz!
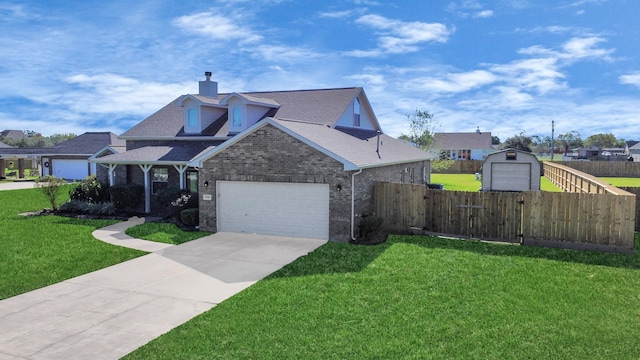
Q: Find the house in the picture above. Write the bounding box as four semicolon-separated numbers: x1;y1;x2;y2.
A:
0;129;26;143
92;72;432;241
0;132;123;180
432;127;494;160
481;149;541;192
629;142;640;161
0;141;12;149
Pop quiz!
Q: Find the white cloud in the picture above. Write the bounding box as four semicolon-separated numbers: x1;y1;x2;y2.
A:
473;10;494;18
490;58;566;95
319;10;355;18
407;70;498;94
349;14;450;56
620;72;640;88
62;73;193;116
518;37;614;63
172;11;262;44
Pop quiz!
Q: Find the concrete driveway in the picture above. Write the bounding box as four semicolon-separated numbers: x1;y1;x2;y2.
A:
0;231;326;360
0;181;36;191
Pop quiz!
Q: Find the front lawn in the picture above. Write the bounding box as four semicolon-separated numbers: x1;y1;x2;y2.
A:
125;222;211;244
125;234;640;359
0;187;145;299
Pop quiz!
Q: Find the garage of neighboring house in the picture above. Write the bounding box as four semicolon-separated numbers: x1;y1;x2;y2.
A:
51;158;93;180
481;149;541;191
217;181;330;239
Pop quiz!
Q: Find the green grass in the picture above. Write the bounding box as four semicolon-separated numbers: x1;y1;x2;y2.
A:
125;234;640;359
431;173;562;192
599;177;640;187
125;222;211;244
0;187;145;299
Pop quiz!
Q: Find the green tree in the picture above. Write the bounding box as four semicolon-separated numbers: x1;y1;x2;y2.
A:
398;109;452;172
491;136;500;145
500;132;533;152
556;131;583;152
585;133;616;149
35;176;67;211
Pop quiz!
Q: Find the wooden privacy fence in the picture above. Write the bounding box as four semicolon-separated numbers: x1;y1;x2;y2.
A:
555;161;640;177
621;187;640;231
543;161;632;195
374;182;636;253
432;160;482;174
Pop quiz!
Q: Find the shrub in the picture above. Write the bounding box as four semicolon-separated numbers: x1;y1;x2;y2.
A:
59;200;116;216
109;184;144;211
69;176;109;204
35;176;67;211
157;187;193;208
359;215;384;238
180;208;199;227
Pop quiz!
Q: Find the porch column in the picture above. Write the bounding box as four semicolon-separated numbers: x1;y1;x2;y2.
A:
0;159;5;178
18;158;25;179
108;164;118;186
173;164;188;190
138;164;153;213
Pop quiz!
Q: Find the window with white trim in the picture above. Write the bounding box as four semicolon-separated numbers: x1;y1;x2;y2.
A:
353;98;361;127
152;168;168;194
232;107;243;127
187;108;198;128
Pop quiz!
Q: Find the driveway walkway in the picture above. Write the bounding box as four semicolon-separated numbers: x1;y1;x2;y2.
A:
0;219;326;360
0;181;36;191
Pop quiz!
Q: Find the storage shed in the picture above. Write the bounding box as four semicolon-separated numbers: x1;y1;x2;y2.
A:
481;149;541;191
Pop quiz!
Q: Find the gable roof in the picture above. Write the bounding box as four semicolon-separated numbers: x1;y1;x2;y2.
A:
0;141;12;148
433;132;493;150
0;132;123;157
0;130;26;140
120;87;366;139
190;118;432;171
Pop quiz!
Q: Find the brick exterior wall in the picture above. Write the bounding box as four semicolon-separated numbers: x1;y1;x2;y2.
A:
199;124;352;241
198;124;430;242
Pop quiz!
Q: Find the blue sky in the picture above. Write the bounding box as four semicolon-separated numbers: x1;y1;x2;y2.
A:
1;0;639;142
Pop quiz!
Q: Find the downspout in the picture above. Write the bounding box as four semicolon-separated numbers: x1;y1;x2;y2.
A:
351;168;363;241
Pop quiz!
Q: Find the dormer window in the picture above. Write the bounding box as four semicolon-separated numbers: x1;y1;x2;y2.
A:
232;107;243;127
187;108;198;128
353;98;361;127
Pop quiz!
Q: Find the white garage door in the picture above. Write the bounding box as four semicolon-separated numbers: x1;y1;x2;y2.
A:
491;163;531;191
217;181;330;240
52;159;89;180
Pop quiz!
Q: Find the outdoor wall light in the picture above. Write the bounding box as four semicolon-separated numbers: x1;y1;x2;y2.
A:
336;184;342;192
204;180;209;187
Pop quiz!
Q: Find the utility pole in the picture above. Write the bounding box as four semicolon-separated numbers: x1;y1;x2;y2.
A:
550;120;555;161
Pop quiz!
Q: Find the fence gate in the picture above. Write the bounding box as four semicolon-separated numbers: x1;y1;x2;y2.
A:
423;189;523;243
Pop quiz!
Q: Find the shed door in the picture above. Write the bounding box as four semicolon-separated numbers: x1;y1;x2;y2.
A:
217;181;330;240
52;159;89;180
491;163;531;191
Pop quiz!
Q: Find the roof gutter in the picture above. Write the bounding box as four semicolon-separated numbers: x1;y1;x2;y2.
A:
351;168;363;241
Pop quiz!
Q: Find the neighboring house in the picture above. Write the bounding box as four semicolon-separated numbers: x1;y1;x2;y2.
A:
432;127;494;160
629;142;640;161
0;132;123;180
576;146;600;159
0;129;26;143
625;141;639;156
92;72;432;241
0;141;13;148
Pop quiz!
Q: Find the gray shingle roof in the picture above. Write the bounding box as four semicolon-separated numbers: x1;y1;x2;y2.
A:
0;132;122;156
93;142;221;164
0;141;12;148
121;88;362;138
0;130;26;140
274;120;432;168
433;132;493;150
